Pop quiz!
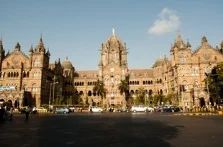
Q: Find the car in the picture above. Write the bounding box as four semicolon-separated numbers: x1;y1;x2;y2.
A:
147;106;154;112
131;105;147;112
36;107;48;113
89;106;103;112
54;107;69;114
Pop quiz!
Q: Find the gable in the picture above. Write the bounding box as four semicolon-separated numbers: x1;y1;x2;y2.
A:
192;47;223;63
2;51;30;69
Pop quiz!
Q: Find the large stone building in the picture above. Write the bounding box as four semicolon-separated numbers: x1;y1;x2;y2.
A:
0;37;74;108
73;31;223;109
0;31;223;109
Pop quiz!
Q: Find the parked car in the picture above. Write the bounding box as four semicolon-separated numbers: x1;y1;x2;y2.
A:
131;105;147;112
36;107;48;113
54;107;69;114
147;106;154;112
89;106;103;112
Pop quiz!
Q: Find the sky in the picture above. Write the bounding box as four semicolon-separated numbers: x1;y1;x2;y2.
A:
0;0;223;70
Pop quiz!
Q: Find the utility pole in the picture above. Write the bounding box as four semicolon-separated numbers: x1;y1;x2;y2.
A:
48;83;52;108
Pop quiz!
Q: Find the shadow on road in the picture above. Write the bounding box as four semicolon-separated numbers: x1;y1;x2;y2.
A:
36;113;179;147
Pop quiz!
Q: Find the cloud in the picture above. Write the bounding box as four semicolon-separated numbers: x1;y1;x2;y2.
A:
148;8;180;35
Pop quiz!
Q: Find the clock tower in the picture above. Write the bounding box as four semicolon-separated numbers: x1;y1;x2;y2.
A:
98;29;128;107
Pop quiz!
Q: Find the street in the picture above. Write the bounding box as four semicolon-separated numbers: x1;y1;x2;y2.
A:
0;112;223;147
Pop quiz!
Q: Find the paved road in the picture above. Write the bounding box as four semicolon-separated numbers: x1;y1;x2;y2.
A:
0;112;223;147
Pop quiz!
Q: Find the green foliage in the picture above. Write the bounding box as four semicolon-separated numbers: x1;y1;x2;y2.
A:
206;62;223;104
133;87;146;105
93;79;106;107
118;75;130;102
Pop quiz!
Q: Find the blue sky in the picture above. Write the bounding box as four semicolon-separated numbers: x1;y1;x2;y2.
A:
0;0;223;70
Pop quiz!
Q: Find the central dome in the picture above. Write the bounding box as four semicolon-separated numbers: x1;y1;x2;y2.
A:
62;58;74;69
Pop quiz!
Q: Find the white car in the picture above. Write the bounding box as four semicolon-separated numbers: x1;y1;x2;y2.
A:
89;106;103;112
131;105;147;112
147;106;154;112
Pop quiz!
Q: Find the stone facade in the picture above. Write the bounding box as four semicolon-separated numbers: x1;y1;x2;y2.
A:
74;32;223;109
0;31;222;109
0;37;73;108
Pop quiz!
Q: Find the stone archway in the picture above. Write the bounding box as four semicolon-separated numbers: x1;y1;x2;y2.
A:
199;97;205;107
14;98;20;108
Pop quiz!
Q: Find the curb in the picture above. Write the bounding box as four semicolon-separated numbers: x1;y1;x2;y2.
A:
174;113;219;116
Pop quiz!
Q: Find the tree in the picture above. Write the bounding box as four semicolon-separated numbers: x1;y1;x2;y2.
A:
93;79;106;107
206;62;223;105
152;94;164;106
133;87;146;105
118;75;130;107
164;93;178;105
73;89;81;105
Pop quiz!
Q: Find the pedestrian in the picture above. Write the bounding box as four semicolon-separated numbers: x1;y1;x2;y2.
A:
25;106;30;120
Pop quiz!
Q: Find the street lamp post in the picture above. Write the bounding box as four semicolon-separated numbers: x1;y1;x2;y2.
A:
48;83;53;108
52;81;58;105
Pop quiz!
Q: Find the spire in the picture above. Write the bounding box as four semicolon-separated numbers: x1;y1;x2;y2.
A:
29;45;34;53
15;42;21;51
39;34;44;47
220;41;223;49
46;48;50;56
0;38;3;51
201;36;208;44
200;36;210;48
0;38;5;58
174;34;186;48
186;39;191;48
35;35;45;52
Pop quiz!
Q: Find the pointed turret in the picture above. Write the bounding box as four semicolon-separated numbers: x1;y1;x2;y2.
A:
46;48;50;56
173;34;186;49
15;42;21;51
201;36;208;43
0;39;5;69
0;39;4;51
29;45;34;53
199;36;212;49
220;41;223;50
35;35;46;53
219;41;223;54
186;40;191;48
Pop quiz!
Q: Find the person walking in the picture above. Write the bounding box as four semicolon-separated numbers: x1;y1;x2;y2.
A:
25;106;31;120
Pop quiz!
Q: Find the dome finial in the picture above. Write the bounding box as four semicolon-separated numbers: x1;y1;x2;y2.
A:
112;28;115;36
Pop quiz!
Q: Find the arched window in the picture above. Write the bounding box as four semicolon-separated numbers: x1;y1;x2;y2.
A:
88;91;92;96
135;90;138;94
79;91;83;95
160;89;163;95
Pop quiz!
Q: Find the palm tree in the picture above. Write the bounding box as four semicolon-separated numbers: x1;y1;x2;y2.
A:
118;75;130;107
134;87;146;105
93;79;106;107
